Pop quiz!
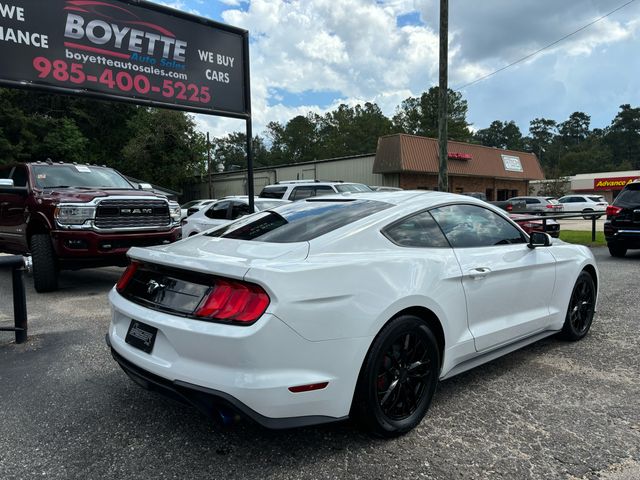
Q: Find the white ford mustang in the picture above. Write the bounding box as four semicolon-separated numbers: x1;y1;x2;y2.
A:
107;191;598;436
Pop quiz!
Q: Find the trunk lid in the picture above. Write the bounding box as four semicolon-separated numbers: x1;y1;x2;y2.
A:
127;236;310;280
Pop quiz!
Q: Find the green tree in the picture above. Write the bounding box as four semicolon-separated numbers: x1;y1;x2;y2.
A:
120;109;203;191
474;120;524;150
211;132;270;171
36;117;88;162
319;102;393;158
392;87;472;141
605;104;640;169
524;117;558;173
266;113;323;164
558;112;591;147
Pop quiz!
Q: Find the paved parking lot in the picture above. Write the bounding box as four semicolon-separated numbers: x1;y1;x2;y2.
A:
1;248;639;480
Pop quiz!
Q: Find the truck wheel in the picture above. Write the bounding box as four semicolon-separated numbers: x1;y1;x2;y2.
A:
607;243;627;258
31;234;59;292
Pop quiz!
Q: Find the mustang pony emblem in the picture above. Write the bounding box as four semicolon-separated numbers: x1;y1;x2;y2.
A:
146;279;166;295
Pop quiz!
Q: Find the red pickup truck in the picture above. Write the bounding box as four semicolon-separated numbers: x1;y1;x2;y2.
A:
0;161;182;292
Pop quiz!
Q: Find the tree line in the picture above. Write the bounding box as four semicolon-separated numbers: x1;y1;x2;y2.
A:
1;86;638;191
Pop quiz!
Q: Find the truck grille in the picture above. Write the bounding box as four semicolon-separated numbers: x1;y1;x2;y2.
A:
95;199;170;229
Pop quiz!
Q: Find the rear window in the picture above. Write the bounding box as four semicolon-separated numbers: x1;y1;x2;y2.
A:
206;199;391;243
547;199;560;205
614;184;640;207
255;200;286;211
259;186;287;199
587;196;605;202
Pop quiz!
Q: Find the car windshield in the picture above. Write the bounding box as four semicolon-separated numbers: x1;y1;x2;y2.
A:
335;184;372;193
206;199;391;243
181;200;202;209
32;165;132;189
547;199;560;204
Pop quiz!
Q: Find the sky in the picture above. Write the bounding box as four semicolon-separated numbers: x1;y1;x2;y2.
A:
154;0;640;141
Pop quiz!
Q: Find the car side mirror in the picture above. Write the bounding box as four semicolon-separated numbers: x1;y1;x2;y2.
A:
0;179;15;187
528;232;551;249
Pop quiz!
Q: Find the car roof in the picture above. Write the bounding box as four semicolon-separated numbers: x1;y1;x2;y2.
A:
265;181;366;187
301;189;488;208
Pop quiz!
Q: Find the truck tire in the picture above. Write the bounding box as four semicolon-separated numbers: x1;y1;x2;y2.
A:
31;234;59;292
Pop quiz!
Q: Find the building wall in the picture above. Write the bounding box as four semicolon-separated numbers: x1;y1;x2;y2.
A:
182;155;396;201
399;174;527;200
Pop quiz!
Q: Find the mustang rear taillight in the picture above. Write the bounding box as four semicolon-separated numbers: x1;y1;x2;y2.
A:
116;261;139;292
195;279;270;324
606;205;622;217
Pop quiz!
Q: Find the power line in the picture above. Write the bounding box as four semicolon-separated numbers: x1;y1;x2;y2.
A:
454;0;637;91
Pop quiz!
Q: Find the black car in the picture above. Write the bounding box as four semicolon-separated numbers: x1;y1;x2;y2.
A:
604;180;640;257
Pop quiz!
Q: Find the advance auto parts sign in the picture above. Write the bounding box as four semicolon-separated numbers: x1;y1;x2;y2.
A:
0;0;247;117
593;176;639;191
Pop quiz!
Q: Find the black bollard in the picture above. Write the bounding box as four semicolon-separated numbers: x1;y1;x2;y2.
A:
0;255;28;344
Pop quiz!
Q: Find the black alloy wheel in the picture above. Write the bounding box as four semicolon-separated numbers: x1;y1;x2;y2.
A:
560;271;596;341
352;315;440;437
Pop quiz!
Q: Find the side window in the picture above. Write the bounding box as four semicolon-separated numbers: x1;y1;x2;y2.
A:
230;201;251;220
205;201;230;220
314;186;334;196
290;186;316;201
383;211;449;248
430;204;525;248
260;186;287;199
573;197;585;203
11;166;28;187
525;198;540;204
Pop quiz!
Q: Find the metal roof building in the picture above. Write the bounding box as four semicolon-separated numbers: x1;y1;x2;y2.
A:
373;134;545;200
183;134;545;202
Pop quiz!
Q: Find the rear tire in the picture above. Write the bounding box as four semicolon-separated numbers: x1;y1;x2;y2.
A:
351;315;440;437
559;271;595;341
30;234;59;293
582;209;594;220
608;244;627;258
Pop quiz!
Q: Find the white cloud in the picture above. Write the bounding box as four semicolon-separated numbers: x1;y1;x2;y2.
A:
161;0;640;139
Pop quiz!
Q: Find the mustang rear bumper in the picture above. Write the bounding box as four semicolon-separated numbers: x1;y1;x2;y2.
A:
107;338;344;429
107;288;372;427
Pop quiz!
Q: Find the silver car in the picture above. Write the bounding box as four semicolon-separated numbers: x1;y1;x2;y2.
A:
509;196;563;213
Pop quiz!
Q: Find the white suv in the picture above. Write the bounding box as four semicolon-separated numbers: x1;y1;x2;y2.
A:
259;180;372;201
557;195;608;218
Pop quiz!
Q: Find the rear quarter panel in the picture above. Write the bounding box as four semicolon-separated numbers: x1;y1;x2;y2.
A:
547;241;599;329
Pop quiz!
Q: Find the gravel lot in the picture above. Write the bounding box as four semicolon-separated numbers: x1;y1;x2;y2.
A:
0;247;638;480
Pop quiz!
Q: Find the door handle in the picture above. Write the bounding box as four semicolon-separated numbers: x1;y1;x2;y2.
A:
467;267;491;279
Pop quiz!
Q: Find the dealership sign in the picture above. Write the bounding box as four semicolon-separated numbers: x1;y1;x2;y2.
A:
593;176;639;191
0;0;248;117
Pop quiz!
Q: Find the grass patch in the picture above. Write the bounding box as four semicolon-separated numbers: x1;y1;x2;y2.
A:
559;230;606;247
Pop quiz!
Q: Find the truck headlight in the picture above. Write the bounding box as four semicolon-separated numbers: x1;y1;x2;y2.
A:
169;201;181;223
54;205;96;225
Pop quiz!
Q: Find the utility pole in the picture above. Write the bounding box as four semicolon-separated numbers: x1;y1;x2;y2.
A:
438;0;449;192
207;132;212;198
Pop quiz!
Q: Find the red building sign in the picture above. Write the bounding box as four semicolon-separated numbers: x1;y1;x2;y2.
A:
593;176;639;190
